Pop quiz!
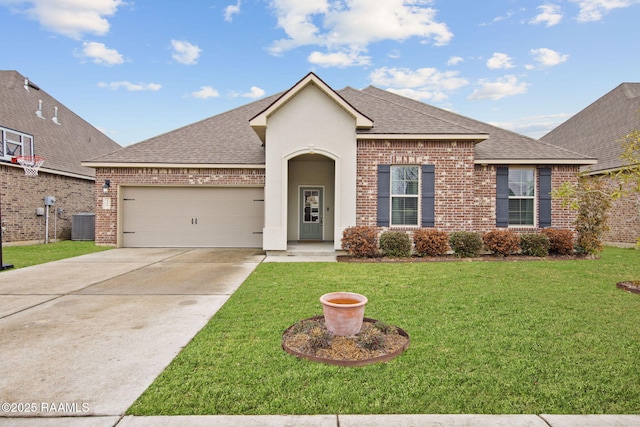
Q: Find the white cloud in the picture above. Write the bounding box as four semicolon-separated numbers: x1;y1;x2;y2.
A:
243;86;266;98
529;47;569;67
447;56;464;66
190;86;220;99
369;66;468;101
170;40;202;65
571;0;640;22
3;0;123;39
468;75;529;101
98;81;162;91
530;4;563;26
268;0;453;66
487;52;515;70
224;0;241;22
308;50;371;67
77;41;123;66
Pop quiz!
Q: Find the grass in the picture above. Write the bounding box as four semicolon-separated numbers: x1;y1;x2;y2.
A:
1;240;112;269
128;247;640;415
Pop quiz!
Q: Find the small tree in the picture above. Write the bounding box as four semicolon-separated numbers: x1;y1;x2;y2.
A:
553;126;640;251
553;176;611;257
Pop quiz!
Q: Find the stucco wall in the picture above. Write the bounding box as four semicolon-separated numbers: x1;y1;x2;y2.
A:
263;83;357;250
1;163;94;244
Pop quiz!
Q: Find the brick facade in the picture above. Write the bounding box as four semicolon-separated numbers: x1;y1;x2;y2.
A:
357;139;476;231
602;176;640;246
1;164;94;244
94;167;265;245
355;139;579;234
93;148;582;247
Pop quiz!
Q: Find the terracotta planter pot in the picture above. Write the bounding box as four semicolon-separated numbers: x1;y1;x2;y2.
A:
320;292;368;336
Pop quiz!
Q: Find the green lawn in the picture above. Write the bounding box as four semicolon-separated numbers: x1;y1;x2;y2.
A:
129;248;640;415
1;240;112;269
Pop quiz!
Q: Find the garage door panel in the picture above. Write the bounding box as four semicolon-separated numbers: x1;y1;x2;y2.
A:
122;187;264;248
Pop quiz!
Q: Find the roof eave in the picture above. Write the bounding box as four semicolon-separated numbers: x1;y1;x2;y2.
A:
475;158;598;165
357;133;489;142
81;162;266;169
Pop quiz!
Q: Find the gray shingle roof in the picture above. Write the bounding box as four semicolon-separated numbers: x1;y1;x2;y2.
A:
0;70;121;178
541;83;640;172
356;86;593;162
86;78;594;166
88;93;280;165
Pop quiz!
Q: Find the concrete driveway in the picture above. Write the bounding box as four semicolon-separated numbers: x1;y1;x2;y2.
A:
0;248;264;419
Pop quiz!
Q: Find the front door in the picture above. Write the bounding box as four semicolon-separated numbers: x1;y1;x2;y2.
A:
299;187;323;240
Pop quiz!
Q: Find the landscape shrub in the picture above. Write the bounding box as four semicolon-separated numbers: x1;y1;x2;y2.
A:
574;177;610;256
449;231;483;258
482;229;520;257
541;228;575;255
379;230;412;258
341;226;379;258
520;233;550;257
413;229;450;256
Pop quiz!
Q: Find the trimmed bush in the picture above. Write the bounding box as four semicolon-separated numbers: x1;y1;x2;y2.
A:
341;226;379;258
541;228;575;255
449;231;483;258
413;229;450;256
520;233;550;257
483;229;520;257
379;230;412;258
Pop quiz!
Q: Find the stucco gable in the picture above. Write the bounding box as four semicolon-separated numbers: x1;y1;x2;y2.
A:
249;72;373;143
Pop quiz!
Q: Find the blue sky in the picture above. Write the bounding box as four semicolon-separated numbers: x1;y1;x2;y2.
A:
1;0;639;146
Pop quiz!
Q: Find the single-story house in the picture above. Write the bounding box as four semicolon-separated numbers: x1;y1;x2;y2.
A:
541;83;640;247
1;70;121;244
84;73;595;251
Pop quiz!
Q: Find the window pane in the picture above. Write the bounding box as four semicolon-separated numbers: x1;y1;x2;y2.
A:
391;166;419;195
508;169;534;197
391;197;418;225
508;199;534;225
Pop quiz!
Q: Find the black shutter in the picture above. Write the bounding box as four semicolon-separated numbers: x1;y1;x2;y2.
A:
496;166;509;227
421;164;435;227
377;165;390;226
539;167;552;228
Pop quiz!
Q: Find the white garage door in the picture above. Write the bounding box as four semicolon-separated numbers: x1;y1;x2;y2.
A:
121;187;264;248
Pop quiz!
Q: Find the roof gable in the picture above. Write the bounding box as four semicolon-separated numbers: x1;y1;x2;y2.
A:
541;83;640;172
249;72;373;143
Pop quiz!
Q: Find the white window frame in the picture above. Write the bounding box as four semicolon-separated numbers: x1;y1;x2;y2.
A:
508;167;537;227
390;165;420;227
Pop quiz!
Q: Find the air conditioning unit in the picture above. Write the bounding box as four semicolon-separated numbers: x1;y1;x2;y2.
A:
71;213;95;241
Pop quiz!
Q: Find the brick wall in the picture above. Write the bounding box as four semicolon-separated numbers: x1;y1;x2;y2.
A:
94;167;265;245
356;139;476;231
355;141;579;235
602;176;640;245
1;164;94;244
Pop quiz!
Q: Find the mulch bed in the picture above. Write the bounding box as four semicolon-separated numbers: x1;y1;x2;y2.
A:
282;317;410;367
616;281;640;294
337;254;587;263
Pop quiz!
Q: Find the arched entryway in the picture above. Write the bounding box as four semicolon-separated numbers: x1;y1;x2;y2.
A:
287;154;335;242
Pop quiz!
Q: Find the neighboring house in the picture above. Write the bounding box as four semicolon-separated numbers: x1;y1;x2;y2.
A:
0;70;121;244
541;83;640;246
84;73;595;251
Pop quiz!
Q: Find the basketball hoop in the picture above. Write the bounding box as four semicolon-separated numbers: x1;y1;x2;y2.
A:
15;156;45;176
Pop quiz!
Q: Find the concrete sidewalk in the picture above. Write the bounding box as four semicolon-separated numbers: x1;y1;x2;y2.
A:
1;414;639;426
